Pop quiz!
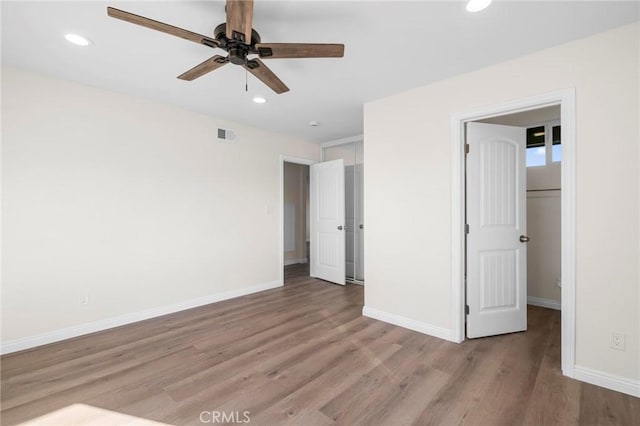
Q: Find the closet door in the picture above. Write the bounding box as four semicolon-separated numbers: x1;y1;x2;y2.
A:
322;141;365;283
345;165;356;279
355;141;365;281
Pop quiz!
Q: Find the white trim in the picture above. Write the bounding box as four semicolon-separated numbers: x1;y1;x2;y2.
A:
450;109;465;344
362;306;455;342
284;258;308;266
0;280;282;355
527;296;561;311
279;155;317;286
451;89;577;377
320;134;364;149
560;90;577;378
574;366;640;398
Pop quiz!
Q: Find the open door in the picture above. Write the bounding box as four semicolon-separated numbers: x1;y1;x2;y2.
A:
310;159;346;285
466;122;528;338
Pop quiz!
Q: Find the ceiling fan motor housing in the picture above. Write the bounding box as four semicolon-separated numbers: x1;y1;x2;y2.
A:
214;23;262;65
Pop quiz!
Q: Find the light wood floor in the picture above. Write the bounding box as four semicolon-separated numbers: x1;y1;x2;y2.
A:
2;264;639;425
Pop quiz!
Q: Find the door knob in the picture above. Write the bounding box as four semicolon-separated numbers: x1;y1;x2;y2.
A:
337;225;343;231
520;235;530;243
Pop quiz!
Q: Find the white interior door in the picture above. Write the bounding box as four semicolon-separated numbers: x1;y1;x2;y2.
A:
310;159;346;285
466;122;528;338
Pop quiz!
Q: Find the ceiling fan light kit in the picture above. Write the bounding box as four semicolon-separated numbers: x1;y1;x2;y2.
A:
107;1;344;94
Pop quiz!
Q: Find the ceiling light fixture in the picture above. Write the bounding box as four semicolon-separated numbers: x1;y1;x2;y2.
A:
309;121;319;128
64;33;91;46
466;0;493;12
252;96;267;104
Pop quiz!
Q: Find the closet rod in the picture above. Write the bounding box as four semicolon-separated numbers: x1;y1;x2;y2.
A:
527;188;561;192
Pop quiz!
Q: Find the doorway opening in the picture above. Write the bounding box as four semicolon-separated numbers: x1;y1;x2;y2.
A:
451;89;576;378
283;161;311;283
279;156;316;286
280;140;365;289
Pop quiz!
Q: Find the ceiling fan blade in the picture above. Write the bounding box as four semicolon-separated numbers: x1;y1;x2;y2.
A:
225;0;254;43
256;43;344;59
244;59;289;94
178;55;229;81
107;7;219;48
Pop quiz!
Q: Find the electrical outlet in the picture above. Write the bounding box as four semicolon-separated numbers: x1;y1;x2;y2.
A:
611;332;625;351
80;295;89;306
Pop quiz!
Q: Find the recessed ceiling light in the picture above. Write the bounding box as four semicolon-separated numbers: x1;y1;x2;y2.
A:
466;0;493;12
252;97;267;104
65;33;91;46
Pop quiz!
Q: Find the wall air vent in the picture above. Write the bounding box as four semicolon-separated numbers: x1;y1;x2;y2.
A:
217;128;236;142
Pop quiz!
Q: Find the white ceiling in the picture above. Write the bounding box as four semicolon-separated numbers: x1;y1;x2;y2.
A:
2;1;638;143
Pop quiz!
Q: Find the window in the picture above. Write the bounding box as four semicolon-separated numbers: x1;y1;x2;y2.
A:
526;126;546;167
552;125;561;162
525;121;561;167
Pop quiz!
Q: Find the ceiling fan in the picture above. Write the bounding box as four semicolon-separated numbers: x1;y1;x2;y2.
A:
107;1;345;94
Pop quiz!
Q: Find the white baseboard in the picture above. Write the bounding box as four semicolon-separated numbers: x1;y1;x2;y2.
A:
362;306;455;342
284;258;308;266
574;365;640;398
0;280;283;355
527;296;561;311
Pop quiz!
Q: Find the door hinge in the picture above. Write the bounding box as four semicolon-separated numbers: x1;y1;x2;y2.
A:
465;305;470;315
465;224;469;234
465;144;470;154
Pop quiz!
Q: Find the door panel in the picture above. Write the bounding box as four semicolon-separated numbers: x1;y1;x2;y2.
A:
310;159;346;285
355;163;365;281
467;122;527;338
345;166;356;278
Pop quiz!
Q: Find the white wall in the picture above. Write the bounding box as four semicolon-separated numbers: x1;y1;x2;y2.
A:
1;67;320;348
364;23;639;383
527;190;561;304
283;162;308;263
324;143;356;165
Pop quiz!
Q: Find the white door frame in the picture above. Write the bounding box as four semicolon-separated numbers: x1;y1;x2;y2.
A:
279;155;317;286
450;88;576;378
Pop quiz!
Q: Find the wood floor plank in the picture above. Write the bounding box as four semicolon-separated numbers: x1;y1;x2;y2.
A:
461;307;554;426
355;365;450;426
579;382;640;425
251;329;406;425
160;318;388;425
319;331;447;424
1;346;207;425
413;332;520;425
522;309;581;426
163;305;364;403
2;265;639;426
